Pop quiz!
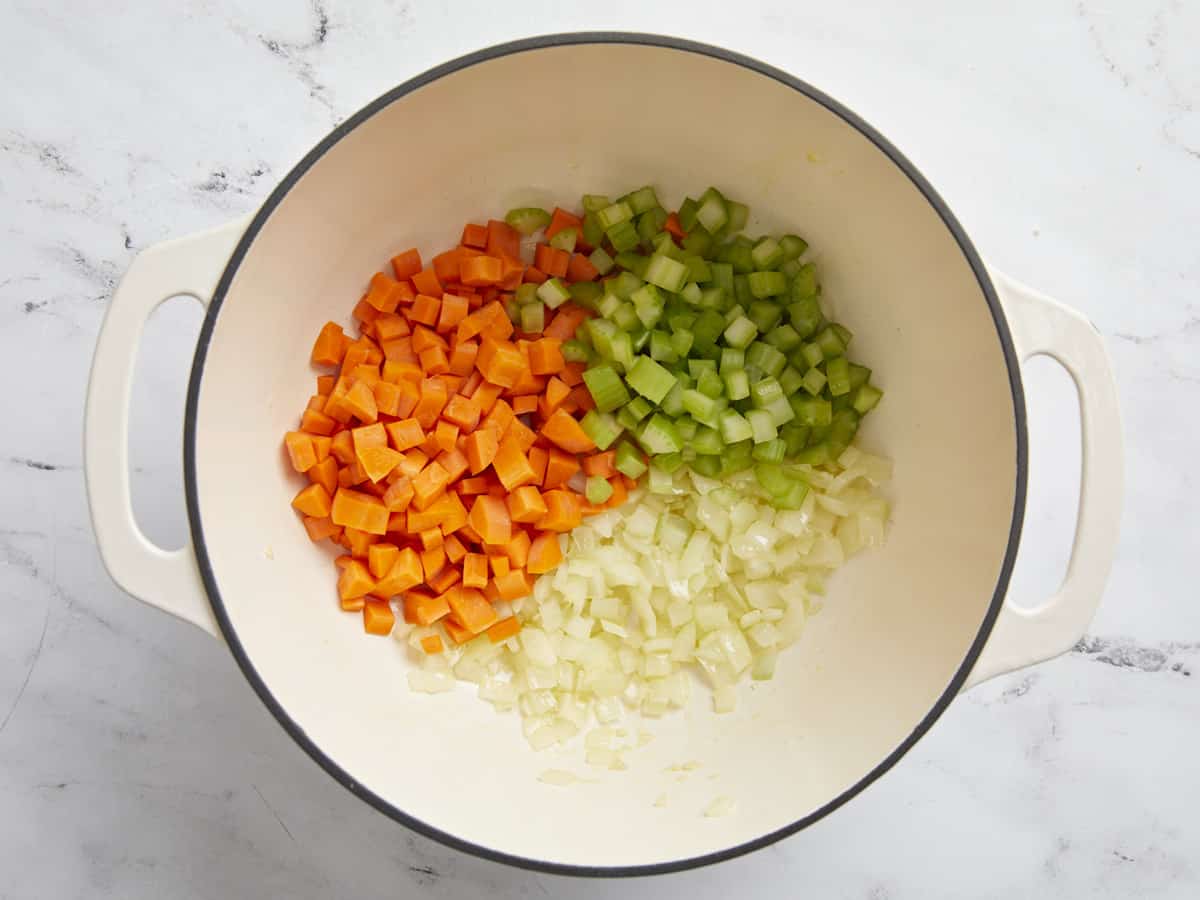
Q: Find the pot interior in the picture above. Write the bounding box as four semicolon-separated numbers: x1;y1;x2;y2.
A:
190;39;1020;870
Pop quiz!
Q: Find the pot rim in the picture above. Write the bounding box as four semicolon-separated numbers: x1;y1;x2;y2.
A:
183;31;1028;878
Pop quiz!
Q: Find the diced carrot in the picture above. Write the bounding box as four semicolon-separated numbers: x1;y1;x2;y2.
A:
505;485;548;524
368;543;400;579
352;422;387;455
486;616;521;643
316;374;336;396
447;586;498;634
433;419;459;454
540;408;595;453
382;360;422;384
391;248;422;280
364;272;404;313
429;565;461;594
343;527;377;557
437;293;469;333
488;553;510;578
505;529;531;569
358;446;403;483
411;267;443;298
285;431;317;472
512;394;539;415
492;435;537;491
432;247;465;283
544;304;591;342
468;495;511;545
527;338;565;375
374;313;411;342
411;460;451;510
292;483;332;518
330;430;355;464
413;378;449;429
476;337;526;388
605;476;628;509
482;397;515;435
344;380;378;423
420;634;445;654
330;488;389;535
338;560;375;603
583;450;616;478
485;219;520;259
461;223;488;249
410;293;441;326
457;476;489;495
404;589;450;626
545;207;582;240
362;599;395;635
472;381;503;414
382;336;417;363
538;490;583;532
523;266;548;284
460;255;504;287
664;211;685;240
382;475;414;512
565;252;600;283
373;547;423;597
442;617;473;644
462;553;488;588
527;531;564;575
300;408;337;435
436;447;469;482
421;545;446;582
442;394;481;431
505;418;538;453
312;322;347;366
443;533;467;564
349;364;381;387
543;448;580;489
527;446;549;485
534;244;570;278
447;339;478;376
463;428;499;475
302;515;341;542
493;569;532;601
372;380;402;417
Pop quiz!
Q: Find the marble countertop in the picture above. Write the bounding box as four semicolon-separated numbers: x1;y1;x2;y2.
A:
2;1;1196;897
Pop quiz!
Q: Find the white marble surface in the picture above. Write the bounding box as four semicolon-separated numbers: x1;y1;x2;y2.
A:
1;0;1197;896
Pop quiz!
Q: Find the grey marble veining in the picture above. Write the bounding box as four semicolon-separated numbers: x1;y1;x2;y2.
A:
1;1;1196;897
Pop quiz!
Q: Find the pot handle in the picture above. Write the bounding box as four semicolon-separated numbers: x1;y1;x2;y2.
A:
963;270;1123;689
84;217;249;639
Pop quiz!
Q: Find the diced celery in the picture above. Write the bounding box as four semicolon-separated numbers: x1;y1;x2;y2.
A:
639;414;684;454
722;369;750;401
597;201;634;230
679;281;702;305
723;315;757;349
607;220;640;252
752;438;786;463
674;415;699;441
692;310;726;347
685;255;712;284
615;251;648;278
690;454;722;477
668;311;697;331
670;328;694;357
637;208;668;243
751;236;784;270
779;365;805;395
649;330;678;363
794;442;832;466
644;254;689;293
580;410;623;450
748;271;788;298
582;365;631;413
626;356;676;404
686;358;716;378
505;207;551;235
847;362;872;390
721;439;754;475
613;301;640;332
519;302;545;333
695;193;728;234
582;194;611;212
788;295;823;339
747;409;778;444
647;462;677;493
610;271;643;299
698;287;725;309
505;297;521;324
763;396;795;427
561;339;590;363
514;283;538;306
831;322;853;348
550;227;578;253
792;262;819;297
693;425;724;455
719;347;745;373
727;244;755;274
774;478;810;509
610;330;635;370
748;300;783;332
537;277;571;309
733;274;753;305
746;342;786;378
589;247;615;275
725;200;749;233
719;409;754;444
681;389;718;422
826;356;852;396
677;197;699;232
815;327;846;359
582;212;605;248
853;383;883;414
779;234;808;260
654;451;685;474
750;376;783;408
614;440;648;479
586;475;614;505
765;323;802;352
710;262;734;294
696;369;724;399
624;186;660;215
682;229;713;258
754;462;792;497
790;396;832;427
569;282;602;307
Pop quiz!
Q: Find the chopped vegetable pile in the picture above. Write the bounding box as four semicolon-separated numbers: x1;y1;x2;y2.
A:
283;185;889;749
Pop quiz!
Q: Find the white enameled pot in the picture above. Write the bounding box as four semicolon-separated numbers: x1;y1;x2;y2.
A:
84;35;1123;875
